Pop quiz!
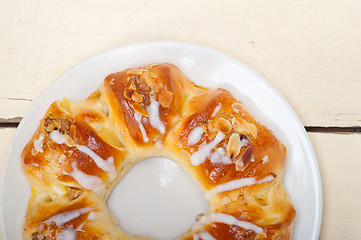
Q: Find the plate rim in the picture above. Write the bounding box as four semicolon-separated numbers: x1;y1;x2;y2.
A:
0;40;322;239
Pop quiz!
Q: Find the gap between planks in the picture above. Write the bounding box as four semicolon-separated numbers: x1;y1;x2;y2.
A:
1;118;361;133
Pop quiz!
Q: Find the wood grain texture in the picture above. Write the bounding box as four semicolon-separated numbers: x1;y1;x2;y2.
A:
1;129;361;239
0;128;16;240
0;0;361;126
0;128;16;175
1;1;361;239
308;133;361;240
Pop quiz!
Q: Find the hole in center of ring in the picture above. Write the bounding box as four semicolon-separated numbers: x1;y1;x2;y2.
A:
107;156;209;240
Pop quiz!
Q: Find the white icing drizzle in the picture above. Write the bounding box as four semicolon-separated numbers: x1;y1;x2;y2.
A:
76;145;114;172
257;175;275;184
191;215;211;231
67;162;106;195
210;148;232;165
45;207;92;226
188;126;204;146
199;231;216;240
56;228;76;240
88;211;96;220
34;133;45;153
76;221;86;231
155;140;163;149
262;155;269;164
146;99;166;134
75;211;97;231
241;137;248;146
191;132;225;166
208;175;275;196
50;130;117;183
76;144;117;182
194;231;216;240
134;112;149;143
210;212;263;234
211;103;222;118
49;130;67;145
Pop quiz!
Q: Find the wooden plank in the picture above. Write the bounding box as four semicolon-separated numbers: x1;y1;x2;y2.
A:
0;0;361;127
0;128;16;240
0;128;16;176
0;129;361;239
308;133;361;239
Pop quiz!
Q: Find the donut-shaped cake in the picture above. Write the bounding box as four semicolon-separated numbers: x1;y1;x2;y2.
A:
22;63;295;240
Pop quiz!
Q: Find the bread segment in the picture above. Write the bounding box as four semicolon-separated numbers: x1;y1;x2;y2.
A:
22;63;295;240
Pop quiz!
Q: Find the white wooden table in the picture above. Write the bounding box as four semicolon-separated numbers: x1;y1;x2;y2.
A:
1;1;361;239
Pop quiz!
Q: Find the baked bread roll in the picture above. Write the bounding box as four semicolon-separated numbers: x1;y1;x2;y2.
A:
22;63;295;239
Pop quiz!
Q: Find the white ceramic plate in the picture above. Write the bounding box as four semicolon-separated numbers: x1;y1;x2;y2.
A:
0;41;322;240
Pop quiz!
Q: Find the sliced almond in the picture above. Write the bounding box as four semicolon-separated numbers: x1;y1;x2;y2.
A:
242;146;253;165
247;123;257;138
69;125;77;140
127;69;144;75
232;123;243;133
124;88;134;100
256;232;267;240
235;145;253;171
232;118;257;138
232;118;246;132
159;90;173;108
131;92;143;103
131;102;149;117
231;102;245;113
63;134;75;147
218;112;232;120
215;118;232;133
60;98;71;113
67;187;84;201
208;119;216;131
227;133;242;158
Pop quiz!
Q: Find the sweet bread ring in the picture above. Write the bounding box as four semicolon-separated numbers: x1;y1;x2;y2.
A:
22;63;295;239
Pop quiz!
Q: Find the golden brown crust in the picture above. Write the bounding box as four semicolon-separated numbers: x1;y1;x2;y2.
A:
22;63;295;239
23;189;126;240
102;63;194;148
165;88;295;239
22;101;126;196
